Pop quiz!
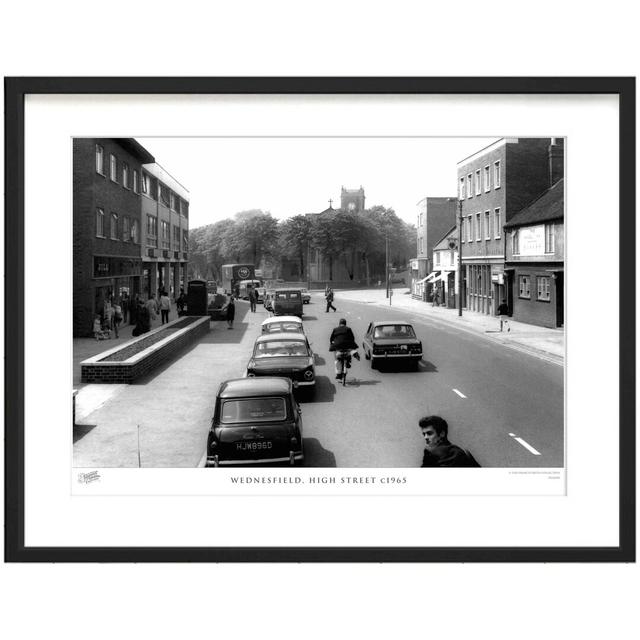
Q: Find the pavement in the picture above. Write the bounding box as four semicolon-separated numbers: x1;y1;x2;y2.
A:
333;286;565;366
72;289;564;467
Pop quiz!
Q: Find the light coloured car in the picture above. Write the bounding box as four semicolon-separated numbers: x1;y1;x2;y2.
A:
300;288;311;304
261;315;304;335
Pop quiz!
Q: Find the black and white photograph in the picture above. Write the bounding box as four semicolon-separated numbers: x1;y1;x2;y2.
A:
72;135;565;473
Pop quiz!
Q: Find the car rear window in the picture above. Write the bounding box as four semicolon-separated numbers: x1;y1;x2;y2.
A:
276;291;301;300
373;325;416;339
255;340;308;357
221;397;287;423
263;322;303;333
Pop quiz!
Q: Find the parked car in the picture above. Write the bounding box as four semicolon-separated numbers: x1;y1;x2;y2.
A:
264;289;276;311
208;293;229;320
362;321;423;369
261;315;305;335
300;288;311;304
255;286;266;303
272;289;303;317
246;332;315;392
205;377;304;467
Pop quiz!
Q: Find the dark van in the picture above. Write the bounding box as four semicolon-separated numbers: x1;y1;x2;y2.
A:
272;289;303;318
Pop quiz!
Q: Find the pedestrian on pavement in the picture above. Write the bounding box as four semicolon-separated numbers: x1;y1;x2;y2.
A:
248;287;257;312
103;298;114;333
145;295;158;326
432;286;440;307
121;292;130;324
176;288;186;316
159;290;171;324
93;314;110;340
130;294;139;325
112;300;123;338
132;300;150;336
325;287;336;312
497;299;510;332
226;294;236;329
419;416;480;467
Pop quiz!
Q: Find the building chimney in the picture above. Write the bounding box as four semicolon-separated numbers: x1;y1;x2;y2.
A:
548;138;564;187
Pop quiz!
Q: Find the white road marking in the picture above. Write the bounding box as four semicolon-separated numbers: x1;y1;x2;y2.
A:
452;388;466;398
509;433;541;455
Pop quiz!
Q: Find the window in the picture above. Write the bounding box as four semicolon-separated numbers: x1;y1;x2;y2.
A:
475;169;481;195
174;225;181;247
110;213;118;239
435;252;440;266
122;163;129;189
174;197;181;215
182;201;189;218
147;215;157;238
96;144;104;174
459;177;465;199
466;215;472;242
131;220;138;244
476;212;481;241
182;230;189;252
537;276;551;301
161;220;171;249
159;184;170;207
512;230;520;255
142;173;153;196
519;275;531;299
96;207;105;237
466;174;472;198
494;160;501;188
110;154;117;182
133;170;139;193
485;211;491;239
494;208;501;239
418;237;423;254
484;165;490;192
170;192;176;210
123;216;130;241
545;223;555;253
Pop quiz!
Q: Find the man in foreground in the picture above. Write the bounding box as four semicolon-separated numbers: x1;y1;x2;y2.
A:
419;415;480;467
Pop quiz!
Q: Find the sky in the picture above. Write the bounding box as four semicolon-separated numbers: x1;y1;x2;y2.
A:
137;137;499;230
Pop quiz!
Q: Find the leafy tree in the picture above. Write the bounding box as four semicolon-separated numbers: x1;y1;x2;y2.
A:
278;215;313;277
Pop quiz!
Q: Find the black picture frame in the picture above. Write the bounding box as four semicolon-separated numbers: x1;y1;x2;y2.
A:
4;77;635;563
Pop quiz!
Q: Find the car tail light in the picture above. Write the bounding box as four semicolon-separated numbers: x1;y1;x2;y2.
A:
290;436;298;448
247;371;256;377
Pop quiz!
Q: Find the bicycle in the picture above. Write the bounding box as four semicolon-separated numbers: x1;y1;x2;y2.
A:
335;349;360;386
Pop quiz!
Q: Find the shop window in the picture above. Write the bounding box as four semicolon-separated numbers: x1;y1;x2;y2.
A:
519;275;531;299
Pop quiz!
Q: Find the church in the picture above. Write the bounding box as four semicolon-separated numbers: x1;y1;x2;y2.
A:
279;186;368;284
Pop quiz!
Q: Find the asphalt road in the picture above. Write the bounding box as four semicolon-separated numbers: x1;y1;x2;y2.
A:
299;291;564;468
73;292;564;469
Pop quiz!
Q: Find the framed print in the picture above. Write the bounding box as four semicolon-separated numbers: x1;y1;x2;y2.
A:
4;77;635;562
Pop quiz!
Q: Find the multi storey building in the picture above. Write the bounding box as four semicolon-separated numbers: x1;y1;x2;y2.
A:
431;226;459;308
73;138;189;337
504;179;564;328
456;138;564;316
140;163;190;301
410;197;457;300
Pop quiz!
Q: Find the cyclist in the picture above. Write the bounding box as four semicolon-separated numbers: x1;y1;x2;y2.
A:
329;318;360;381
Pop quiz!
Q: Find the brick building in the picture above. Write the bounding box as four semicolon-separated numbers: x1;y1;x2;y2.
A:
457;138;564;316
504;179;564;328
73;139;189;337
410;197;457;300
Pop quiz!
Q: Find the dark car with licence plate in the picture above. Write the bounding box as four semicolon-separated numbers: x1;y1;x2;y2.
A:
208;293;230;320
246;332;315;392
206;377;304;467
362;321;423;369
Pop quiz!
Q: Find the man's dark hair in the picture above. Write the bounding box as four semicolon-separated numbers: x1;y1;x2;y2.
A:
339;318;347;326
418;415;448;437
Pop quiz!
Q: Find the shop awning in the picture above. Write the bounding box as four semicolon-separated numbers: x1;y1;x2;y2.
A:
422;271;440;284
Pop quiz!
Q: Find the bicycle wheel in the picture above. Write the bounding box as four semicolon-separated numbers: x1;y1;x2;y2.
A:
342;362;347;386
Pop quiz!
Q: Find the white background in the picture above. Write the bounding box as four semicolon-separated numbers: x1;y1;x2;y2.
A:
1;2;638;640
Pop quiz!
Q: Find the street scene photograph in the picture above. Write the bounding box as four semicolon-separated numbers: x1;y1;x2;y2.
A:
73;135;565;470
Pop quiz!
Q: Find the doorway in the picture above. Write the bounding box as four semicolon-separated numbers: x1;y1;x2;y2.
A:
555;272;564;327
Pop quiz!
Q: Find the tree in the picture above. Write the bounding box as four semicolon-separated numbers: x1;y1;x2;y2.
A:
278;215;313;277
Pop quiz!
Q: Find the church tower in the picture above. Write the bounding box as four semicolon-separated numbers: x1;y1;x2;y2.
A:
340;186;365;213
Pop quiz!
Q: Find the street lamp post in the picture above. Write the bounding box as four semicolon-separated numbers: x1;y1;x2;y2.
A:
385;234;390;299
458;198;463;317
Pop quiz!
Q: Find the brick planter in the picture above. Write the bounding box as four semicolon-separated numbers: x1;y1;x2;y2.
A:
80;316;210;383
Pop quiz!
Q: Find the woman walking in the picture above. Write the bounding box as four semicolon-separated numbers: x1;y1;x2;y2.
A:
226;295;236;329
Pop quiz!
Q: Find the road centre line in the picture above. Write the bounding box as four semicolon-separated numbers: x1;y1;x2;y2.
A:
508;433;541;455
452;388;466;398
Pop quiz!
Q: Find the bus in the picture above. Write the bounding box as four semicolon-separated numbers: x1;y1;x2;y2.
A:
220;264;256;296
